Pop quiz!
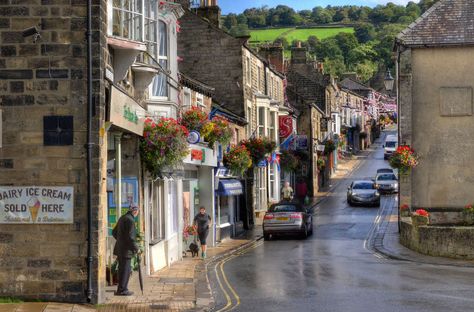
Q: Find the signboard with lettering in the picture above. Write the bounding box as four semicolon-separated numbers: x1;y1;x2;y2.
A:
295;135;308;150
0;186;74;224
109;86;146;136
184;144;217;167
279;116;293;138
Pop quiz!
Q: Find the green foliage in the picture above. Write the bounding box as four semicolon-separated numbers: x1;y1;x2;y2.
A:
354;60;378;83
354;23;376;43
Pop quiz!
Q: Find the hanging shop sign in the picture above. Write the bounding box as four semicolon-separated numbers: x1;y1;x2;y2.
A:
184;144;217;167
0;186;74;224
108;85;146;136
279;116;293;139
187;131;201;144
320;118;328;132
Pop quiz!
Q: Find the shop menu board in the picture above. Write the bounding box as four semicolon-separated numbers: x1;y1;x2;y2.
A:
0;186;74;224
107;177;139;235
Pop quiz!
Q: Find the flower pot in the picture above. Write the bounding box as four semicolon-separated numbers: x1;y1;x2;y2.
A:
411;215;429;226
462;211;474;226
400;210;411;218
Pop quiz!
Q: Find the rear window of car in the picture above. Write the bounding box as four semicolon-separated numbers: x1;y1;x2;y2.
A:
353;182;374;189
269;205;303;212
377;174;397;181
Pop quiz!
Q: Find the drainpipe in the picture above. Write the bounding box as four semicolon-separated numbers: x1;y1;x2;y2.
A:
86;0;93;302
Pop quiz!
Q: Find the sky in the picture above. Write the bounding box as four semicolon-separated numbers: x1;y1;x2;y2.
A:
219;0;418;14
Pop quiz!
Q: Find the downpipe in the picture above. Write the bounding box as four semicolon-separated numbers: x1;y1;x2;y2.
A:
85;0;94;302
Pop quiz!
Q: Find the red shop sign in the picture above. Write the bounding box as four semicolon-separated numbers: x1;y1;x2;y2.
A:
191;149;203;161
279;116;293;138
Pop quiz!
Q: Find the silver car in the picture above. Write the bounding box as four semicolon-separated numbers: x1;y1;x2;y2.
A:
347;180;380;207
263;202;313;240
375;173;399;193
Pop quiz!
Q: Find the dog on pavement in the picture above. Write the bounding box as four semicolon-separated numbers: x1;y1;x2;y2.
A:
189;242;199;257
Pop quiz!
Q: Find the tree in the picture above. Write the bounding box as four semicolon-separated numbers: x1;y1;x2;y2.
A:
315;38;343;60
418;0;439;13
333;8;348;23
229;24;250;37
347;44;377;65
312;7;334;24
354;23;375;43
223;14;238;30
323;55;346;77
307;35;320;53
274;37;289;49
335;32;359;61
354;60;378;83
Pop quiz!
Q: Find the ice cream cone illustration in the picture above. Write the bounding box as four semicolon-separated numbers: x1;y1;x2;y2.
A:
27;197;41;222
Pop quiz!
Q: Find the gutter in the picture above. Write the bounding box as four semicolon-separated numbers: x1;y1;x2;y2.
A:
86;0;94;302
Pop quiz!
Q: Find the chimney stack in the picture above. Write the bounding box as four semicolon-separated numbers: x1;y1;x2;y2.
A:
291;44;308;65
259;45;285;73
196;0;221;28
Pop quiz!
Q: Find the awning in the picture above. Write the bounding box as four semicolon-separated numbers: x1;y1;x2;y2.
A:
216;179;243;196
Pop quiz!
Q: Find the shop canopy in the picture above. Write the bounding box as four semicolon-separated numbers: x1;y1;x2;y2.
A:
216;179;243;196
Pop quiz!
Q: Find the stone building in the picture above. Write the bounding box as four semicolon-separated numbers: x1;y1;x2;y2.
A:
177;0;285;227
0;0;189;303
395;0;474;258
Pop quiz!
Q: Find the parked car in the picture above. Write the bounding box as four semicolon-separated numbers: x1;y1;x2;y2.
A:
376;168;395;175
347;180;380;207
375;173;399;193
263;202;313;240
383;135;398;160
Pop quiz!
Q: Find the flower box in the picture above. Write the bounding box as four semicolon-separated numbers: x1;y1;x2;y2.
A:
411;209;429;226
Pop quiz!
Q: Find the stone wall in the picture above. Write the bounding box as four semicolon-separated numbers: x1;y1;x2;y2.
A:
400;220;474;259
0;0;107;303
177;10;245;117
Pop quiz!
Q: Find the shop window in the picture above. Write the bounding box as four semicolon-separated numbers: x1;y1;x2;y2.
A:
256;167;267;210
151;21;169;98
43;116;73;146
219;196;231;225
269;165;276;201
149;180;165;243
112;0;143;41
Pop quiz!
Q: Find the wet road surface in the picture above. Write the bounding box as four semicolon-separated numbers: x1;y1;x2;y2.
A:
208;132;474;312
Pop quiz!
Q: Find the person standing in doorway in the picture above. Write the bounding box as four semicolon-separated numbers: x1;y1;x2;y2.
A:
193;206;211;259
295;178;308;204
112;205;140;296
281;181;294;201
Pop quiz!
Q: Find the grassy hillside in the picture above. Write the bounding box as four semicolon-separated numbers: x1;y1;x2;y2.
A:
249;27;354;43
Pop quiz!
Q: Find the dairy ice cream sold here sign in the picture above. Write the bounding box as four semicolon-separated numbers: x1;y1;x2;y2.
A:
0;186;74;224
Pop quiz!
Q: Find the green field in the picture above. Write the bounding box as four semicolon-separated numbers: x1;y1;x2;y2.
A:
250;27;354;43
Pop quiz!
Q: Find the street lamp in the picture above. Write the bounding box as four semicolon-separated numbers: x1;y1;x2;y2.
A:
384;69;394;91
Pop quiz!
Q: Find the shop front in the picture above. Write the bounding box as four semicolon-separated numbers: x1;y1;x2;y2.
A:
182;144;217;249
215;170;244;241
105;85;146;282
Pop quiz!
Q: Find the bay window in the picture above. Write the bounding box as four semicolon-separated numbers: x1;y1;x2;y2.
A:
258;106;265;137
112;0;143;41
151;20;169;98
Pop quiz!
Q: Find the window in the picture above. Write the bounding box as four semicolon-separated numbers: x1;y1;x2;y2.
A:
195;93;204;107
256;167;267;211
258;106;265;137
246;56;251;85
246;105;252;136
112;0;143;41
151;20;168;98
144;0;158;62
268;111;276;142
234;128;239;145
183;90;191;107
257;66;262;91
149;180;165;243
269;165;276;200
43;116;73;146
169;179;178;234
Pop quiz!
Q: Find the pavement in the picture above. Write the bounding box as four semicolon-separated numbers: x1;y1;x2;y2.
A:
3;132;473;311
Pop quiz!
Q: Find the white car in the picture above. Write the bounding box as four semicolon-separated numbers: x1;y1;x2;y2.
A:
375;173;398;194
383;135;398;160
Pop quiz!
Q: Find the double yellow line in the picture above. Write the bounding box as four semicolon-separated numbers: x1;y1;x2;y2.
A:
213;240;264;312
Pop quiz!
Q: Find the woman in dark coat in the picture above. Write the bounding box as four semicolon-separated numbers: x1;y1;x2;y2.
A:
193;206;211;259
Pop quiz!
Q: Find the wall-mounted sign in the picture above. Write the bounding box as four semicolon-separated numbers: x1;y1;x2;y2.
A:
187;131;201;144
108;86;146;136
295;135;308;150
279;116;293;138
184;144;217;167
0;186;74;224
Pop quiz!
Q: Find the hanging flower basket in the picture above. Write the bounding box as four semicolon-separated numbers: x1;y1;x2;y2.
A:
400;204;410;217
241;137;276;165
317;157;326;171
140;117;189;178
389;145;419;174
201;116;233;148
179;106;208;132
463;204;474;226
411;209;429;226
223;144;252;176
280;150;300;173
324;140;336;155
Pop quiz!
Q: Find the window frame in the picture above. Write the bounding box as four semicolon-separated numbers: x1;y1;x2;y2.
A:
111;0;144;41
150;19;170;100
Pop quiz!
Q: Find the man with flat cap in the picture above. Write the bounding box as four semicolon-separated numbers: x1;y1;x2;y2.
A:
112;205;140;296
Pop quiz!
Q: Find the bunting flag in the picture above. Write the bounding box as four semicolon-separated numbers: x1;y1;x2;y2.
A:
279;134;294;150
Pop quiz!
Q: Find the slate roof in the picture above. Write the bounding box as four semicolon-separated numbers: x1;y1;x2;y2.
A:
339;78;372;92
397;0;474;47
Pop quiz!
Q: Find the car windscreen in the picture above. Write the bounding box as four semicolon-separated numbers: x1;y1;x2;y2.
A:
352;182;375;189
269;205;303;212
377;174;397;181
377;169;393;174
385;141;397;148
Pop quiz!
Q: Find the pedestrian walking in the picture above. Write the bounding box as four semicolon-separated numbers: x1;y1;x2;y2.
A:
281;181;294;201
295;178;308;204
193;206;211;259
112;205;140;296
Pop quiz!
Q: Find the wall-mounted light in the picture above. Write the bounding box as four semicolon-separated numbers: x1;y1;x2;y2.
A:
22;26;41;43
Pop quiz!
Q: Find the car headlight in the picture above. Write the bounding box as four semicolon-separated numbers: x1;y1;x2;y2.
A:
393;183;398;188
375;191;380;196
352;192;357;196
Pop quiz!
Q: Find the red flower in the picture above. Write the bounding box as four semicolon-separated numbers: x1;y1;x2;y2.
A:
400;204;409;210
414;209;429;217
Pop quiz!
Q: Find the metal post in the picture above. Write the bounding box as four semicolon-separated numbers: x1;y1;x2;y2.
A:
115;133;123;217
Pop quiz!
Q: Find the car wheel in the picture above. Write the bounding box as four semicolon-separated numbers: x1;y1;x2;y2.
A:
300;226;308;239
347;199;352;206
264;233;271;241
376;201;381;207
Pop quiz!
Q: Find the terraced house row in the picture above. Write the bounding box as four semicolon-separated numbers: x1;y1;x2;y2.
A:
0;0;389;303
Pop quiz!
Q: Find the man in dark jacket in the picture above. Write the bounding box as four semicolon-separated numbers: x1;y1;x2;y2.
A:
112;205;140;296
